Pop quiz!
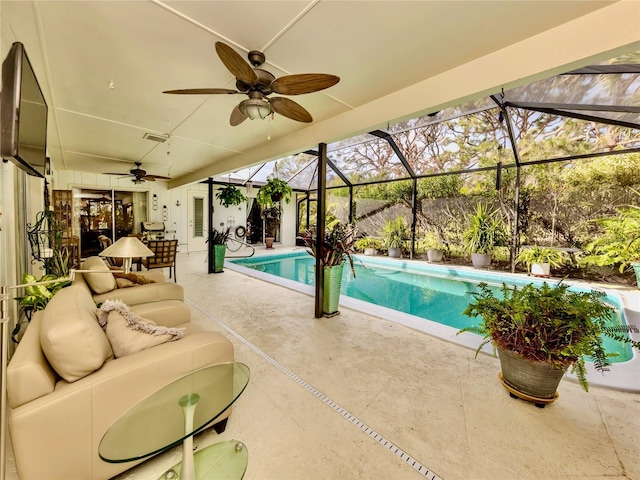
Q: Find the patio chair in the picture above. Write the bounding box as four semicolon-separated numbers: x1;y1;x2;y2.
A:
143;239;178;282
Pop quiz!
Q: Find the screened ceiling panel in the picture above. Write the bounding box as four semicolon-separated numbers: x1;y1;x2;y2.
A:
214;51;638;191
328;136;412;184
387;97;496;134
502;67;640;129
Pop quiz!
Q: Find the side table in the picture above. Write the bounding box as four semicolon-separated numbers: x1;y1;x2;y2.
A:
99;362;250;480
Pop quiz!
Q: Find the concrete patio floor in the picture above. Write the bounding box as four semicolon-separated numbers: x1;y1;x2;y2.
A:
7;248;637;480
112;249;640;480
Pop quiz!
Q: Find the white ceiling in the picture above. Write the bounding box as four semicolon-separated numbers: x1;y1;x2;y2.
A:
1;1;638;188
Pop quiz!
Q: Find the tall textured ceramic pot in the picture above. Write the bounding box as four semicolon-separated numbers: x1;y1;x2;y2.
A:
213;244;226;273
388;247;402;258
498;347;566;400
265;237;275;249
323;264;344;316
530;262;550;277
427;249;444;262
471;253;492;268
631;262;640;289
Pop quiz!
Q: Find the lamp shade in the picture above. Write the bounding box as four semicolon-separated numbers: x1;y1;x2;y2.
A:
99;237;154;259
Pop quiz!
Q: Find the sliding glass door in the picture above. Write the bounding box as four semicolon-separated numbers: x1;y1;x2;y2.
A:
78;189;147;258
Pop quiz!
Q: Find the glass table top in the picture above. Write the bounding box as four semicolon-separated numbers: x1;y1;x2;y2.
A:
99;362;250;463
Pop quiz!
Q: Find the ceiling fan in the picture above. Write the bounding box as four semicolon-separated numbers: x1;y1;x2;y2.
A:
163;41;340;126
104;162;171;184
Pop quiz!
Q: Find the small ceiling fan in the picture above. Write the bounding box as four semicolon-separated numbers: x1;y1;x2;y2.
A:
104;162;170;184
163;41;340;126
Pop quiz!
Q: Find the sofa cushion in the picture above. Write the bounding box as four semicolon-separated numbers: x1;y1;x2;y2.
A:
98;300;185;358
82;256;117;294
40;285;114;382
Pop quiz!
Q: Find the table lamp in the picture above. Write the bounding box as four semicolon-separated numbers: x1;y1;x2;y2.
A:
99;237;154;274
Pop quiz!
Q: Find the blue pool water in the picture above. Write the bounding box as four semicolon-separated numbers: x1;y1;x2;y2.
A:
231;252;633;362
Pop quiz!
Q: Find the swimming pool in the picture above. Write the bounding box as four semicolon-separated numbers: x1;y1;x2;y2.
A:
228;251;640;391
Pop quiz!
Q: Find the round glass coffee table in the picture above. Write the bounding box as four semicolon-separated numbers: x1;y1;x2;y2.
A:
99;362;250;480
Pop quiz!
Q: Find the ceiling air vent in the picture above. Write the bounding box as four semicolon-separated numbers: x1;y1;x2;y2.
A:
143;133;169;143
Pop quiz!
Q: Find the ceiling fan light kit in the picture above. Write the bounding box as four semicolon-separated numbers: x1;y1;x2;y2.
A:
239;98;272;120
163;41;340;126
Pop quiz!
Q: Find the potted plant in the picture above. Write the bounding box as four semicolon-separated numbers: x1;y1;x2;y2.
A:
210;227;231;273
582;203;640;288
306;222;357;316
516;246;565;277
422;231;447;262
463;203;507;268
354;236;383;256
16;272;70;320
261;206;281;249
256;178;293;206
382;216;409;258
459;281;640;406
256;178;292;247
215;184;246;208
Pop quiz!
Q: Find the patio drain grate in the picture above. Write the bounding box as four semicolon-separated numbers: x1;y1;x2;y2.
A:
188;298;444;480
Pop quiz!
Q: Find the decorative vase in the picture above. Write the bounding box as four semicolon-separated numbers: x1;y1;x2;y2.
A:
364;248;377;256
213;244;226;273
497;347;566;401
265;237;275;249
388;247;402;258
427;249;444;262
530;262;550;277
471;253;492;268
323;264;344;316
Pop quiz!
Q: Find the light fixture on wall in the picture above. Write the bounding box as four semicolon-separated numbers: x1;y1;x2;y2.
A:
238;97;272;120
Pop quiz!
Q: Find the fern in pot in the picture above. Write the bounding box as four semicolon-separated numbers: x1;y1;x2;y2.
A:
459;281;640;406
215;185;246;208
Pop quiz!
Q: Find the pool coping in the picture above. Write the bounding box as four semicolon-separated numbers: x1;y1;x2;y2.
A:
226;251;640;393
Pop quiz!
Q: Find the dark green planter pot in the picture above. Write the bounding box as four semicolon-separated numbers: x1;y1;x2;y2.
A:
631;262;640;289
323;264;344;316
498;347;566;400
213;244;226;273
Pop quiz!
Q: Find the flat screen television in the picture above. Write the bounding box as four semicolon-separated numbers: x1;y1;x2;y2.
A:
1;41;48;178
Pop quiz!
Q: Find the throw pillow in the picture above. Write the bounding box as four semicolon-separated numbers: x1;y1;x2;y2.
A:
82;256;117;294
40;285;114;382
115;277;135;288
112;272;156;285
97;300;185;358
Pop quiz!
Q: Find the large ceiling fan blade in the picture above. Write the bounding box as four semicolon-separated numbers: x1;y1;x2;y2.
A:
230;103;248;126
104;172;129;176
270;97;312;123
215;42;258;86
143;174;171;180
271;74;340;95
163;88;241;95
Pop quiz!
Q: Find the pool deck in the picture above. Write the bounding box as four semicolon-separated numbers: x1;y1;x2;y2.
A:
8;247;637;480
